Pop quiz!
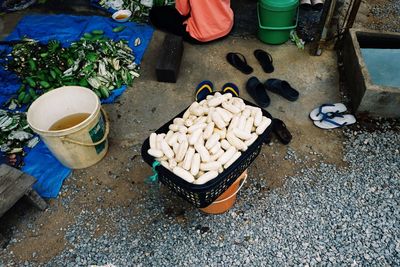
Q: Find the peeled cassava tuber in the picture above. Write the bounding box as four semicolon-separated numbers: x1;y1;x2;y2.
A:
148;93;271;184
173;167;195;183
194;171;218;185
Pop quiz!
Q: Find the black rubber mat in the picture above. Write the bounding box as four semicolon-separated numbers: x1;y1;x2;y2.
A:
297;7;323;43
231;0;258;37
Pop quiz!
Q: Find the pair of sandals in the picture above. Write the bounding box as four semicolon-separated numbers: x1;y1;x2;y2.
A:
195;80;239;102
300;0;324;10
246;77;299;108
226;49;274;75
310;103;356;129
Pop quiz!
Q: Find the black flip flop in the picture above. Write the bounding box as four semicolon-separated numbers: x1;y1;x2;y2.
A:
195;80;214;102
254;49;274;73
265;79;299;101
246;77;270;107
222;82;239;97
226;52;253;74
272;118;292;145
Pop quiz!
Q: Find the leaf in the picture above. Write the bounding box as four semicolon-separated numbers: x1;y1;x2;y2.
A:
113;26;126;33
27;136;39;148
8;99;18;110
83;33;93;39
28;59;36;71
26;77;36;88
99;87;110;99
8;131;33;141
50;70;57;80
134;38;141;46
0;116;13;128
92;30;104;35
18;91;26;103
22;94;32;104
79;78;89;87
67;58;74;66
53;67;62;76
17;84;25;94
86;53;98;62
94;89;102;98
39;81;50;89
28;88;37;98
37;72;46;81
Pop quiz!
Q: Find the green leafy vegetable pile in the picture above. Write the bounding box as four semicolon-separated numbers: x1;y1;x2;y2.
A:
4;30;140;107
0;109;38;156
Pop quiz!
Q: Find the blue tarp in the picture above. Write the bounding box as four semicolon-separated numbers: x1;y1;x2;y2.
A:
0;14;154;198
0;14;154;105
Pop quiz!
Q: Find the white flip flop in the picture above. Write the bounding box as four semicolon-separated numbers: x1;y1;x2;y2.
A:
314;114;356;129
309;103;347;121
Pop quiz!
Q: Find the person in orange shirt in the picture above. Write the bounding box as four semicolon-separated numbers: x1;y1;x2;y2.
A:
149;0;234;44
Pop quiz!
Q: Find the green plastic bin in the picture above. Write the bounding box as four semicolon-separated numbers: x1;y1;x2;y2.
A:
257;0;299;45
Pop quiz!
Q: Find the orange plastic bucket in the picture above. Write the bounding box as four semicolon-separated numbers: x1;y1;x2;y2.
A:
200;170;248;214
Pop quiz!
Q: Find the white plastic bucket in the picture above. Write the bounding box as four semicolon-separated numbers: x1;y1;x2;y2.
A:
27;86;109;169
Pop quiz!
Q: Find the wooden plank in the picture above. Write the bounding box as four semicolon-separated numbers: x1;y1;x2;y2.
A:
0;232;6;248
24;189;47;211
0;181;33;218
309;0;335;56
344;0;362;30
156;34;184;83
0;164;36;218
0;165;35;196
0;164;25;195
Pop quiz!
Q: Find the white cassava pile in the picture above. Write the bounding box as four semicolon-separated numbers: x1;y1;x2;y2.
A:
147;92;272;185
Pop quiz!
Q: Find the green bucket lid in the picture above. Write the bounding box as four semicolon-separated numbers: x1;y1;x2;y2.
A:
259;0;299;11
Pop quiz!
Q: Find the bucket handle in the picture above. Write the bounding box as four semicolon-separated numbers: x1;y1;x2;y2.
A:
212;173;248;204
59;107;110;146
257;3;299;30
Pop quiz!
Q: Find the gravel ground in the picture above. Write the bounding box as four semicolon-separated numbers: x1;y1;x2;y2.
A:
2;122;399;266
368;0;400;33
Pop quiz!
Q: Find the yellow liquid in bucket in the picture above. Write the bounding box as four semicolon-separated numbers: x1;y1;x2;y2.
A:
49;113;90;131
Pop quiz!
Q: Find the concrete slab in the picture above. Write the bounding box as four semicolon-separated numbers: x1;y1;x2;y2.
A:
343;29;400;118
107;30;343;162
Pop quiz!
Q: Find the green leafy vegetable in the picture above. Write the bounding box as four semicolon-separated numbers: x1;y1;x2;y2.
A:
113;26;126;33
92;30;105;35
3;33;140;107
0;109;39;168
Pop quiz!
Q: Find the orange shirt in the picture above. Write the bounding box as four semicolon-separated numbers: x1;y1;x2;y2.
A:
176;0;234;42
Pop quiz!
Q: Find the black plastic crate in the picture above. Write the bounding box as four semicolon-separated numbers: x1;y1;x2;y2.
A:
141;97;272;208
